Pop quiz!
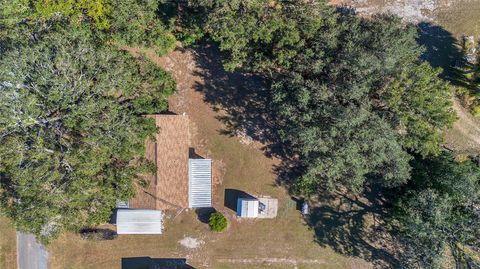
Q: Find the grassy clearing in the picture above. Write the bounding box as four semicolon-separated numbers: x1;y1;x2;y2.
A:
19;2;480;269
444;99;480;154
213;262;347;269
0;216;16;269
48;48;371;269
433;1;480;154
436;0;480;39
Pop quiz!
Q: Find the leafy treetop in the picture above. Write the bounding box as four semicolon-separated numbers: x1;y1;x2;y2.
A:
393;153;480;268
186;1;455;193
0;24;175;243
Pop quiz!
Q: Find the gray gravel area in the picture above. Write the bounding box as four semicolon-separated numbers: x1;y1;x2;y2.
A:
16;232;48;269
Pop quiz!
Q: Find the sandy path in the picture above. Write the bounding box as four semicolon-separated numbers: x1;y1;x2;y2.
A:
17;233;48;269
445;98;480;153
453;100;480;145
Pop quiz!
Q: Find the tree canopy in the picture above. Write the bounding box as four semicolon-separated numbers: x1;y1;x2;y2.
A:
0;23;174;243
185;0;335;72
32;0;111;29
2;0;176;55
393;154;480;268
108;0;176;55
185;1;455;193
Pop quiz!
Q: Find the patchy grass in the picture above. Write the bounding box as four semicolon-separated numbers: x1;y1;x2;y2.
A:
48;47;371;269
435;0;480;39
0;216;17;269
19;3;480;268
213;261;347;269
444;98;480;154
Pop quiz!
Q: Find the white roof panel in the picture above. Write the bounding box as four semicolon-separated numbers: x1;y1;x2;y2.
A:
116;209;163;234
237;198;259;218
189;159;212;208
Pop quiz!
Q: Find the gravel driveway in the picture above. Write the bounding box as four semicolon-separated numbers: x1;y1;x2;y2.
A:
16;232;48;269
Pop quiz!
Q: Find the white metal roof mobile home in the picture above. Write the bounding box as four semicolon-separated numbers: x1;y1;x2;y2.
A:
116;209;163;234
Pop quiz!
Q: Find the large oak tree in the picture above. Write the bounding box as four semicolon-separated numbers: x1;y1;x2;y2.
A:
184;1;455;193
0;23;175;243
393;154;480;268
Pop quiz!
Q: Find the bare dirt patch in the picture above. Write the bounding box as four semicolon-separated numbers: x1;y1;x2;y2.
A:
48;46;372;269
333;0;480;33
445;98;480;153
179;236;204;249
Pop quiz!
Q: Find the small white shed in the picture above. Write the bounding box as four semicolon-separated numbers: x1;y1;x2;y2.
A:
237;198;259;218
116;209;163;234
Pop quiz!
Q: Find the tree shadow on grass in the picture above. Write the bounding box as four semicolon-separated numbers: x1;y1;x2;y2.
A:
307;185;409;268
187;42;408;268
223;189;256;213
416;22;469;87
195;207;216;224
190;43;285;158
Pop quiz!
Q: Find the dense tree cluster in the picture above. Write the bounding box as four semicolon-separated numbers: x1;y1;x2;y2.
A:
393;154;480;268
184;1;455;192
108;0;176;55
31;0;111;29
2;0;176;54
0;1;175;243
0;0;477;267
179;1;474;267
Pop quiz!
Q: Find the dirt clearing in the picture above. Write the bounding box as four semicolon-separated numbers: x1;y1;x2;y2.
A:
179;237;204;249
332;0;480;37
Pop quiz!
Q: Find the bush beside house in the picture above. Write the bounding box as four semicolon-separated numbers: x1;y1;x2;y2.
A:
208;212;227;232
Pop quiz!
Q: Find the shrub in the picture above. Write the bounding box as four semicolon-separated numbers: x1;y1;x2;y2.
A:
472;103;480;117
208;212;227;232
80;228;117;240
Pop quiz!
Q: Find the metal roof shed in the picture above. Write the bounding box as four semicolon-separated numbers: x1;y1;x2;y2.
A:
116;209;163;234
237;198;259;218
188;159;212;208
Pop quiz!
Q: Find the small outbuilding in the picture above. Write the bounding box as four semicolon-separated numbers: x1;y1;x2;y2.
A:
116;209;163;235
237;196;278;219
237;198;259;218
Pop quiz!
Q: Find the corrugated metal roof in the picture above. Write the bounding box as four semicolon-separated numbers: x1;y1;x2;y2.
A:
237;198;259;218
188;159;212;208
116;209;163;234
